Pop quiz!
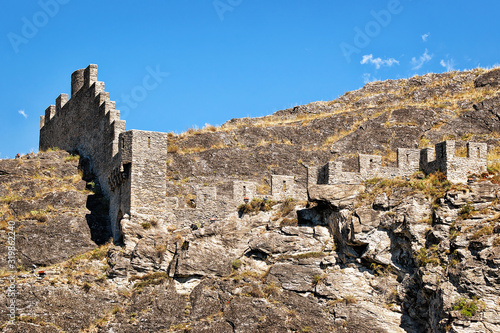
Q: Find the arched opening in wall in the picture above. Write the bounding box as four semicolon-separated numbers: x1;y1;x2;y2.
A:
406;153;410;165
148;137;151;148
282;180;287;192
477;147;480;158
116;210;124;245
243;185;247;196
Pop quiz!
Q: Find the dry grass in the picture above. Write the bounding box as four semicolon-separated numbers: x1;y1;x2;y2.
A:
418;137;432;148
238;198;276;216
64;154;79;162
487;146;500;161
359;172;453;205
19;210;49;222
167;144;179;153
0;195;21;204
256;183;270;195
455;145;468;158
203;123;218;132
210;142;228;150
323;119;365;147
159;68;499;154
470;224;494;240
178;146;207;154
382;149;397;166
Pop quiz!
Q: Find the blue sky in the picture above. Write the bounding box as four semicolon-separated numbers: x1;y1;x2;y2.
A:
1;0;499;158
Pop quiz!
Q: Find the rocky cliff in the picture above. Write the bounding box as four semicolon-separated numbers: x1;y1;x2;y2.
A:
1;68;500;332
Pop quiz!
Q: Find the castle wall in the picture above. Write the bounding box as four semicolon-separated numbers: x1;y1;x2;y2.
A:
271;175;293;200
127;131;169;215
40;64;125;200
40;65;171;242
445;142;488;183
311;141;487;187
108;130;168;239
196;186;218;210
41;65;489;244
173;186;235;228
420;141;487;183
233;181;256;204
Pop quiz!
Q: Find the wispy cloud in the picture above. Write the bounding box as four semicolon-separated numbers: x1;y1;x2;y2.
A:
18;110;28;119
421;33;430;42
360;54;399;69
362;73;379;84
410;49;433;70
440;58;456;72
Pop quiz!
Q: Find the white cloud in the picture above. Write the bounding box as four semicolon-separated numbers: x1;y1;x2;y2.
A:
360;54;399;69
410;49;433;70
18;110;28;119
440;59;456;72
421;33;430;42
362;73;379;84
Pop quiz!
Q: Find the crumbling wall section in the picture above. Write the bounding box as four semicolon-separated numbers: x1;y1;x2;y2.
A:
420;140;487;183
311;141;487;187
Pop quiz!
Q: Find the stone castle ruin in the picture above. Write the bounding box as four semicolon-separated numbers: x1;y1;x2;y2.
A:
39;65;488;243
309;141;487;186
39;65;305;242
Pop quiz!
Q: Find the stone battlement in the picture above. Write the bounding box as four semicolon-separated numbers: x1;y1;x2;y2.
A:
40;65;488;244
309;141;487;187
39;65;306;242
40;64;125;200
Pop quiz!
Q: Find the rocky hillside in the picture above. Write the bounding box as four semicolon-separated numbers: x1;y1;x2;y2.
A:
165;68;500;202
0;68;499;332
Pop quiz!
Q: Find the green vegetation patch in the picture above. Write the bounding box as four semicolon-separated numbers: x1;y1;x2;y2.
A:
453;297;483;317
416;245;441;267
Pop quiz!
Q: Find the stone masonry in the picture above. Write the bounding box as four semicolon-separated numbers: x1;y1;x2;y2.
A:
40;65;488;243
39;65;305;242
309;141;487;187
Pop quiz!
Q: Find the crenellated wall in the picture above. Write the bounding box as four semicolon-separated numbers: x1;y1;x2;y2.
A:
309;140;488;187
40;64;125;199
41;65;487;245
40;65;170;242
39;64;303;241
420;140;487;183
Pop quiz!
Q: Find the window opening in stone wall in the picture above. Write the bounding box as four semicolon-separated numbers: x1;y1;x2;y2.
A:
123;163;131;178
369;159;375;169
148;137;151;148
282;180;287;192
406;153;410;164
477;147;480;158
121;137;124;149
243;185;247;196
